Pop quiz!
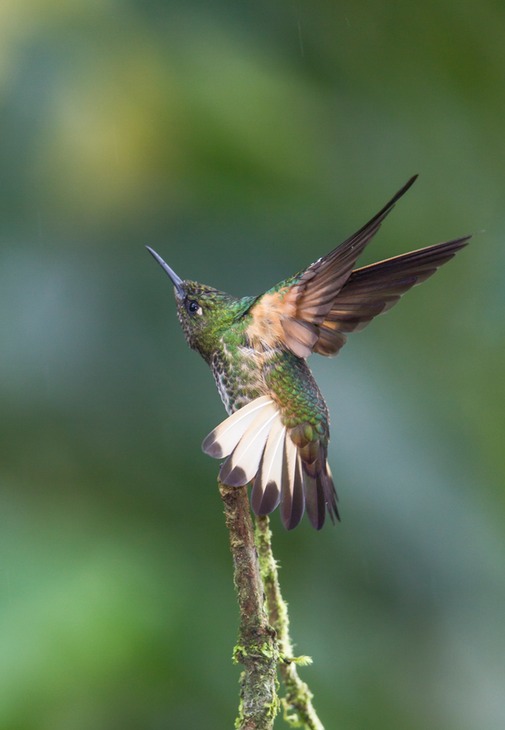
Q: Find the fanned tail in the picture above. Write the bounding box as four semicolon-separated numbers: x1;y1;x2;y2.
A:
202;396;339;530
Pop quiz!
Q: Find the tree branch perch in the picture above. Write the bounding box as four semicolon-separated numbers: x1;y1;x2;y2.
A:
255;515;324;730
219;481;324;729
219;481;279;729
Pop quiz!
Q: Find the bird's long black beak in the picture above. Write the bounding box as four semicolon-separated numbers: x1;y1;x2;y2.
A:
146;246;184;298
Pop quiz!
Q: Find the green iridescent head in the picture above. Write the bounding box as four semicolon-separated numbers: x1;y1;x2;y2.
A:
146;247;247;360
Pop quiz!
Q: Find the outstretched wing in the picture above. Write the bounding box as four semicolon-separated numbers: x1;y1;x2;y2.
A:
314;236;471;356
202;396;338;530
251;176;418;358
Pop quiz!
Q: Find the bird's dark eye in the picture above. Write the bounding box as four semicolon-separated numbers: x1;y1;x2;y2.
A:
186;299;200;315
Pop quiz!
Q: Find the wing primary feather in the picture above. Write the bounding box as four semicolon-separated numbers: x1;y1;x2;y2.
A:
304;175;419;291
350;236;470;284
279;177;419;358
340;175;418;247
313;235;471;356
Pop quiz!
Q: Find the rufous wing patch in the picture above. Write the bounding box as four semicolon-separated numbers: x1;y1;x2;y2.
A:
247;288;296;349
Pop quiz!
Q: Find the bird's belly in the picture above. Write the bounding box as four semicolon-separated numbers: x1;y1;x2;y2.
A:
211;346;269;415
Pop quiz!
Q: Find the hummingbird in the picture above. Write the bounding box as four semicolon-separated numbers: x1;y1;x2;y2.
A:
147;176;470;530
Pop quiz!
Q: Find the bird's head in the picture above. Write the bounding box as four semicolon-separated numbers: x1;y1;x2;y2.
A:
146;247;248;360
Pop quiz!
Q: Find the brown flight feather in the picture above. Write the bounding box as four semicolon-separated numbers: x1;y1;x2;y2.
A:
313;236;470;356
278;176;419;357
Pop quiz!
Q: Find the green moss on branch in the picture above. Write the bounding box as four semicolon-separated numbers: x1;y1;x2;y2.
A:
219;482;280;729
255;516;325;730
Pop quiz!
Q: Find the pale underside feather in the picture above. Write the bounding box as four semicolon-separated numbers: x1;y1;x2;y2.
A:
251;418;285;515
202;395;273;458
218;403;278;486
280;442;305;530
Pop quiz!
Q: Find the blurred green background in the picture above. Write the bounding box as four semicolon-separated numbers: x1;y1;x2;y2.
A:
1;1;504;728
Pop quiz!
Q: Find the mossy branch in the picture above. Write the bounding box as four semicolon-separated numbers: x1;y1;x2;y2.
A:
219;481;280;729
255;515;325;730
219;481;324;729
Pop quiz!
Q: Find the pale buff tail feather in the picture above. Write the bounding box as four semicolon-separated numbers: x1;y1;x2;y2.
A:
201;395;273;458
202;396;339;530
